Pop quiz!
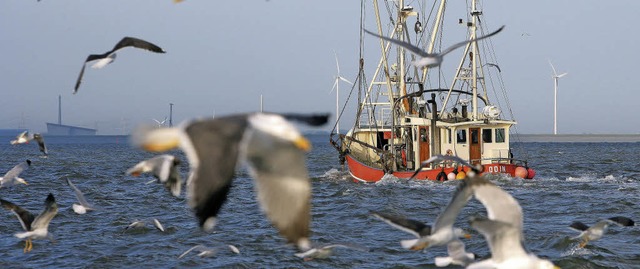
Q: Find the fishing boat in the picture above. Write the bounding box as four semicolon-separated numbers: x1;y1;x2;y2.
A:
330;0;535;182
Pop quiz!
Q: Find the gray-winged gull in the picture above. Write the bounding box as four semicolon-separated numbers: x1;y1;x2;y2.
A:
569;216;635;247
74;36;166;94
9;132;48;156
294;243;369;261
132;112;328;251
434;238;475;267
178;244;240;259
65;178;96;214
126;154;182;197
462;175;558;269
124;218;165;232
0;159;31;188
0;193;58;252
364;26;504;68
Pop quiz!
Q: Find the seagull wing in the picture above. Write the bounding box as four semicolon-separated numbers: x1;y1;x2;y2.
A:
66;178;92;208
183;116;249;231
244;126;312;248
280;113;330;127
32;133;48;155
445;238;474;266
154;154;182;197
178;245;209;259
470;216;527;262
74;62;87;94
372;211;432;237
364;29;431;57
30;193;58;231
471;177;523;232
112;37;166;54
568;221;590;232
607;216;634;227
432;179;474;232
2;160;31;181
0;198;35;231
440;25;505;56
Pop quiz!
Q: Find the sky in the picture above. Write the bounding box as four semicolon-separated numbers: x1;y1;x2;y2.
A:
1;0;639;135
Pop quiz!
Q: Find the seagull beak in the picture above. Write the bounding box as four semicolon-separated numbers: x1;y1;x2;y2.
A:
130;171;141;177
142;138;180;152
22;181;29;185
409;242;429;251
293;136;312;152
463;233;472;239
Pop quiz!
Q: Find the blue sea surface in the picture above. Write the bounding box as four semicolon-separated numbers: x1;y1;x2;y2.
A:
0;134;638;268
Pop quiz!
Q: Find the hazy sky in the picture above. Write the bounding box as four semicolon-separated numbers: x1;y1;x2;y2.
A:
1;1;639;135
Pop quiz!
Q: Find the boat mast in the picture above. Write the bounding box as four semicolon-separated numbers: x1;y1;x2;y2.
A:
471;0;479;119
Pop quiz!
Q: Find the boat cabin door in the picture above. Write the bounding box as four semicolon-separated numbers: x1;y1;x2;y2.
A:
469;128;481;165
418;127;430;163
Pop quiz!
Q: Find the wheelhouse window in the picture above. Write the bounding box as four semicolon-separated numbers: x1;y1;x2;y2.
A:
447;129;452;144
456;130;467;143
495;128;505;143
482;129;492;143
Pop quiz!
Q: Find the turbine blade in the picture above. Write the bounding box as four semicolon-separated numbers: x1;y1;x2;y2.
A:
329;79;338;93
339;76;353;85
557;72;568;78
548;59;558;76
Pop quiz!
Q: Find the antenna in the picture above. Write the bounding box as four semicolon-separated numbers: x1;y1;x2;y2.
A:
329;51;353;134
549;59;568;135
58;95;62;125
260;95;264;112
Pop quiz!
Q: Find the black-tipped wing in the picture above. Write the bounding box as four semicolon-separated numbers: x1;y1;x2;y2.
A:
74;63;87;94
184;116;249;229
33;133;47;155
112;37;166;54
372;211;432;237
2;159;31;180
0;198;35;231
608;216;634;227
568;221;590;232
280;113;330;126
440;25;505;56
31;193;58;231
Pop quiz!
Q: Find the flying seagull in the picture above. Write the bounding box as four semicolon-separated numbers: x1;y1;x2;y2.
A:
569;216;635;248
463;175;558;269
126;154;183;197
131;112;329;251
124;218;165;232
0;193;58;253
10;132;48;156
74;36;166;94
364;25;505;68
65;178;96;214
0;160;31;188
294;243;369;261
178;244;240;259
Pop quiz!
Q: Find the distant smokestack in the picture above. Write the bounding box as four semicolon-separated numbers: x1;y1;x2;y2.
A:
58;95;62;125
169;103;174;127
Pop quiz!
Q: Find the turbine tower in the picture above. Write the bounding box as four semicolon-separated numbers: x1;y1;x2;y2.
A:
329;51;353;134
549;60;567;135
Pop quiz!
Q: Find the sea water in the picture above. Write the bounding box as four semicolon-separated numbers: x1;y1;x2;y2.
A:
0;135;638;268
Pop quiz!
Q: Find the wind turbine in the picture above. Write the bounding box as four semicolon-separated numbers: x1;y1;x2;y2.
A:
330;51;353;134
549;60;568;135
153;117;168;127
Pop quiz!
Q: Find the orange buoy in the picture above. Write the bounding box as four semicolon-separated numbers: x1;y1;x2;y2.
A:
514;167;528;178
455;171;466;179
525;168;536;179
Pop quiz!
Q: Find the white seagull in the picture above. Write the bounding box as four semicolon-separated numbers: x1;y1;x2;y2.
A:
74;36;166;94
126;154;183;197
131;112;329;251
10;132;48;156
568;216;635;248
124;218;165;232
0;193;58;253
0;159;31;188
364;25;504;69
294;243;369;261
178;244;240;259
463;176;558;269
66;178;96;214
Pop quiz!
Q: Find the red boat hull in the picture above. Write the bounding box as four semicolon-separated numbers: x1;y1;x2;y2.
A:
346;154;532;183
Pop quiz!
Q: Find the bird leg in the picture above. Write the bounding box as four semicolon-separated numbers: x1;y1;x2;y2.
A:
578;238;589;248
23;239;32;253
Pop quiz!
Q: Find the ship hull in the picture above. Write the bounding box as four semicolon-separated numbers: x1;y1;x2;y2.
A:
346;154;529;183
